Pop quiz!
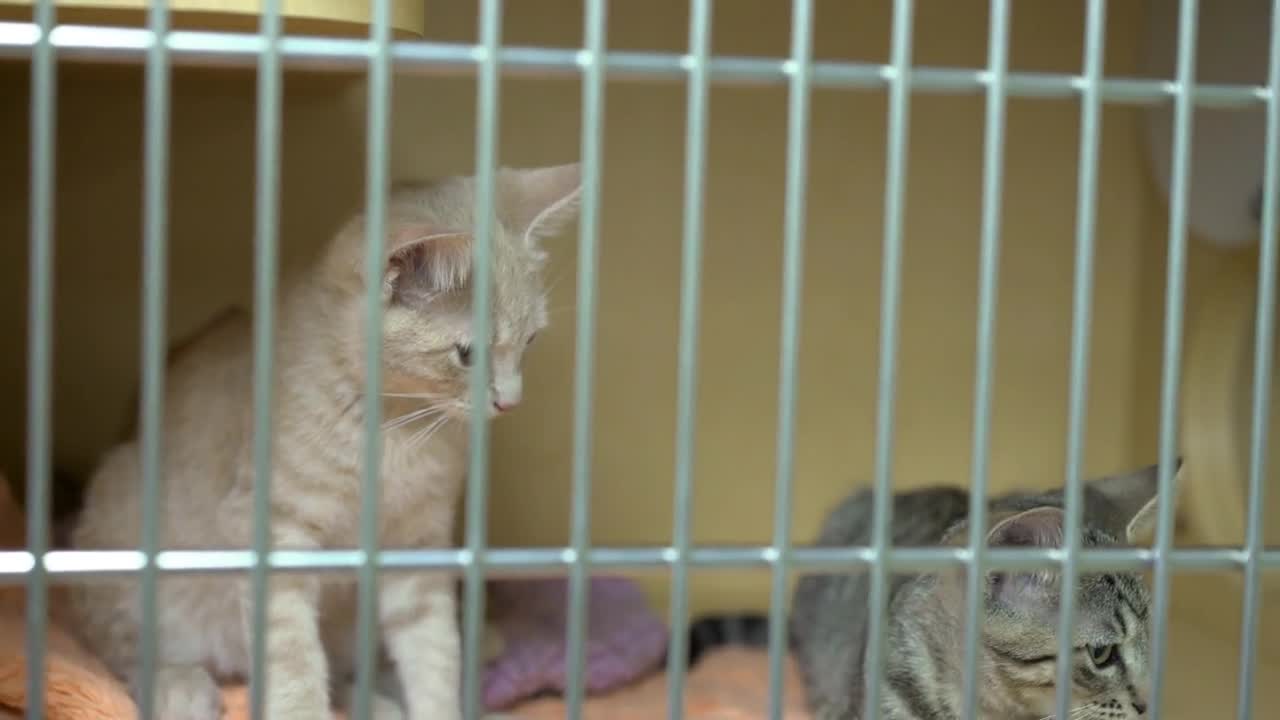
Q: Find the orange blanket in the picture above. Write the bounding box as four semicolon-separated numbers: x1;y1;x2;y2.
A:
0;477;810;719
501;647;810;719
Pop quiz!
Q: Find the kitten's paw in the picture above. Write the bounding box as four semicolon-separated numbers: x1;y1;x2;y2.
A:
136;664;223;720
406;702;459;720
369;694;405;720
343;683;405;720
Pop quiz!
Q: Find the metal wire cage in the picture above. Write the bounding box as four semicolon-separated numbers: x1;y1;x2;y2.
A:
6;0;1280;719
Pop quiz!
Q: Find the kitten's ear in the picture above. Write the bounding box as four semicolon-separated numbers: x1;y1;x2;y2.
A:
985;507;1064;614
381;221;472;303
497;163;582;250
1087;460;1175;543
986;506;1065;549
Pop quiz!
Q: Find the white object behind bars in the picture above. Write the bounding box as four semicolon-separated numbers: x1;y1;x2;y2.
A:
1143;0;1270;248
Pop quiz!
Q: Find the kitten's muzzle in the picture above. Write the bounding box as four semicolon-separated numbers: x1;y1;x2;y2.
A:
490;375;522;414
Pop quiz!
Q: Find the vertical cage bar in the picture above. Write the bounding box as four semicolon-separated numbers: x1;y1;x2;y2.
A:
24;1;56;718
958;3;1011;717
352;0;394;717
1235;1;1280;716
861;1;915;716
461;1;503;717
247;0;284;717
665;0;712;717
765;0;814;717
1148;1;1199;715
563;0;607;717
137;1;173;718
1053;2;1106;718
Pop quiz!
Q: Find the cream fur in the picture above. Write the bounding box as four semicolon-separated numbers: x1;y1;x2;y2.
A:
66;163;582;720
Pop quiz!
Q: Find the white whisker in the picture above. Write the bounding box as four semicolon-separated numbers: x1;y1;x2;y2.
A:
383;405;446;431
407;415;451;449
384;411;441;432
545;270;569;295
1062;706;1091;720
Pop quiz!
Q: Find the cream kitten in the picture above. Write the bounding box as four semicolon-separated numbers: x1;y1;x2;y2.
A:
67;163;582;720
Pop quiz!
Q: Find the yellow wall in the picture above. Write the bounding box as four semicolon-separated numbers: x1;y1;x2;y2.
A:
1;0;1166;616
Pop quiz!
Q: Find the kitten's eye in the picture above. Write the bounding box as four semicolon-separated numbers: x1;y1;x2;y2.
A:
526;332;537;346
1088;644;1118;669
455;343;472;367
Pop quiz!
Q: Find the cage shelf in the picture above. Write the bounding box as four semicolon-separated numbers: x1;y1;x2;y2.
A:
0;0;424;38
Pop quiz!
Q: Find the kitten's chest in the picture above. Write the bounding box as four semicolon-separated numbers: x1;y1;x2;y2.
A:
371;426;467;545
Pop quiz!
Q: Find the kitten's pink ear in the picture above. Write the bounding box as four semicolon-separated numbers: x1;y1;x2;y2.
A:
986;507;1065;549
498;163;582;249
382;221;472;303
985;507;1064;615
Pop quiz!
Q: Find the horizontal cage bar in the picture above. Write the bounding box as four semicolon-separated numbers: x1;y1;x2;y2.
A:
0;546;1274;579
0;22;1267;108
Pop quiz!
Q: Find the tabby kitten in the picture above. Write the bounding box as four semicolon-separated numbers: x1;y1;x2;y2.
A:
791;463;1169;720
67;164;582;720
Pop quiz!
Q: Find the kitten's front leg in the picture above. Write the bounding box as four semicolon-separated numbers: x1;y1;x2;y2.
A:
380;571;461;720
243;573;331;719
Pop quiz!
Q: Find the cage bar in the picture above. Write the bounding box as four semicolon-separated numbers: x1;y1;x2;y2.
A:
23;2;56;719
665;1;712;717
135;0;173;717
247;0;284;717
460;2;504;717
0;22;1270;108
1236;2;1280;717
562;0;608;717
1148;1;1200;715
0;545;1271;579
862;1;915;717
351;0;394;717
1054;1;1107;718
958;2;1010;718
764;0;814;717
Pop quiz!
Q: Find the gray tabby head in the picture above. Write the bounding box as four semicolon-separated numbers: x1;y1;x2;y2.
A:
977;466;1166;719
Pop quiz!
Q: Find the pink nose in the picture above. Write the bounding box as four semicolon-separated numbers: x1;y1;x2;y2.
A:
492;400;512;413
